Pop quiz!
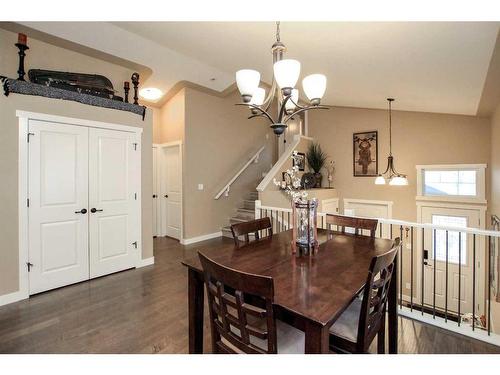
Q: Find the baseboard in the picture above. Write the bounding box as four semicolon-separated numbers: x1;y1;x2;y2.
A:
0;289;28;307
136;256;155;268
181;231;222;245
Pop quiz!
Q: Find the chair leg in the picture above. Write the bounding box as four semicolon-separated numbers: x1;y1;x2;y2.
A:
377;318;386;354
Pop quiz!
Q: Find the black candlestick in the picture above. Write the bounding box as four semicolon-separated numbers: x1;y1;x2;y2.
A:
131;73;139;105
15;43;29;81
124;81;130;103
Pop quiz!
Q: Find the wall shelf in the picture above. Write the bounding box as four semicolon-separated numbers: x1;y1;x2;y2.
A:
1;77;146;120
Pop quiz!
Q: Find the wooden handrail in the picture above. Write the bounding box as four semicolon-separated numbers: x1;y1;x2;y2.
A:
214;145;266;200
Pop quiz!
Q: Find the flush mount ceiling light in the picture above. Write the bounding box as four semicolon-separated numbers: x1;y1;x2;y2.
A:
375;98;408;186
139;87;163;101
235;22;328;136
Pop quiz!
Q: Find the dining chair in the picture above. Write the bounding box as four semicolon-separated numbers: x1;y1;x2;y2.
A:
325;214;378;238
328;237;400;354
198;252;304;354
230;217;273;248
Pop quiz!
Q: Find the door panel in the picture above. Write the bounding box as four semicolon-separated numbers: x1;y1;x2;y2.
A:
28;120;89;294
160;145;182;240
420;206;480;315
89;128;139;278
152;146;159;236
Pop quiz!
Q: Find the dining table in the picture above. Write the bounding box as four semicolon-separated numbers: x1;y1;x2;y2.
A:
181;228;398;354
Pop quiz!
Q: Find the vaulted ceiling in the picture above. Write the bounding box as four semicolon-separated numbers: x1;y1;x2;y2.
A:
15;22;500;115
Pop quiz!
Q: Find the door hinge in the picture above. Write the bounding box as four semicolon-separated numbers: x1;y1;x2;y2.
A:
27;198;29;207
26;262;33;272
27;132;34;143
133;143;138;151
134;193;137;200
132;241;138;249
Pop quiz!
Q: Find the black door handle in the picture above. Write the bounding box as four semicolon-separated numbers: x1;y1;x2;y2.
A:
75;208;87;214
164;194;168;198
153;194;157;198
90;208;103;213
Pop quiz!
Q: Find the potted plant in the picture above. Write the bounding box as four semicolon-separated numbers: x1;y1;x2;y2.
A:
306;142;327;188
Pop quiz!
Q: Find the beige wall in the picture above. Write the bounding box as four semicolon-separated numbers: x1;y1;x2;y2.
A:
183;88;276;238
155;89;186;144
0;28;153;297
309;106;491;221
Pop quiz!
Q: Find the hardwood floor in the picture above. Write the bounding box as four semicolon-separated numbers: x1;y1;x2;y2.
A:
0;236;498;354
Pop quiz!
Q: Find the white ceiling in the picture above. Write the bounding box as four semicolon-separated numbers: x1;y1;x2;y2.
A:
20;22;500;114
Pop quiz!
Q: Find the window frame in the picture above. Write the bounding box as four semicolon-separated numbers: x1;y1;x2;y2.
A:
416;164;486;204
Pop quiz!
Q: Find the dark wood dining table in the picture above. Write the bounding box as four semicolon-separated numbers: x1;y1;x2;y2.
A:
182;229;398;354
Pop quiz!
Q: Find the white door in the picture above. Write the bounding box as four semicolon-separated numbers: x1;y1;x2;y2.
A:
160;144;182;240
88;128;140;278
28;120;90;294
152;146;160;236
420;206;483;316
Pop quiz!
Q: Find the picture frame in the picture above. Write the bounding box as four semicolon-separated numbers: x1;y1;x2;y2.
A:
353;131;378;177
293;152;306;171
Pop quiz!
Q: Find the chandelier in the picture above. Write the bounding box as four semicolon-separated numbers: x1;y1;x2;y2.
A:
235;22;328;136
374;98;408;186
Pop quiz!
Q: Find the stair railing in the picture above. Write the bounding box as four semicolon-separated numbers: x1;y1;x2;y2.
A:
214;145;266;200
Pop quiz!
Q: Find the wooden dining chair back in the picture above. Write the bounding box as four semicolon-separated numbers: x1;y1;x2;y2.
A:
198;252;278;354
230;217;273;248
325;214;378;237
357;237;400;352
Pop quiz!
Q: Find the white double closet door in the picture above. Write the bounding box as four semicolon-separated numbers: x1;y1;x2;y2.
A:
28;120;140;294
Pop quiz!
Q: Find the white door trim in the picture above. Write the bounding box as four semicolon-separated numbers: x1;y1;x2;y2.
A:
415;200;487;314
16;111;143;134
14;111;143;305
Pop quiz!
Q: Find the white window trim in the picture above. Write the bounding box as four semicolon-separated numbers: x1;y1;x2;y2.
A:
416;164;487;204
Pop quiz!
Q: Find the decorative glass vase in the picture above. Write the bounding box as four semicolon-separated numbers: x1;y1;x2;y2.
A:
291;198;319;256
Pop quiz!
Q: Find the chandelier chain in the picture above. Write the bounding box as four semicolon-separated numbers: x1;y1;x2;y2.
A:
276;21;280;42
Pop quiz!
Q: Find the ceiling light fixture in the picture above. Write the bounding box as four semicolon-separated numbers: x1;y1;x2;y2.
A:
375;98;408;186
235;22;328;136
139;87;163;101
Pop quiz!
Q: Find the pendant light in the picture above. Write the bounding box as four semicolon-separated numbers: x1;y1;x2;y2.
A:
375;98;408;186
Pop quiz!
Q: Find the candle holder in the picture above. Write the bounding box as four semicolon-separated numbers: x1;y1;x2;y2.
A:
124;81;130;103
131;73;139;105
15;42;29;81
291;198;319;256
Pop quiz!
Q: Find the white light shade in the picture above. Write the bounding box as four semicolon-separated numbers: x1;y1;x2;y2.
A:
302;74;327;101
249;87;265;106
139;87;163;101
273;59;301;89
389;176;409;186
374;175;386;185
285;89;299;111
236;69;260;96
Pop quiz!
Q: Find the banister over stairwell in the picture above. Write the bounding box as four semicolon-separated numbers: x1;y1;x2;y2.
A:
214;145;266;200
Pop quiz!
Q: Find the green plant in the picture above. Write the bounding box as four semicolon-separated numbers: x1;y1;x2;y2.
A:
306;142;327;173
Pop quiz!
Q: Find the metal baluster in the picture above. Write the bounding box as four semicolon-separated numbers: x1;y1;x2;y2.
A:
379;223;383;238
458;232;461;327
400;225;403;309
410;226;414;311
281;211;284;232
433;228;437;319
445;230;449;323
488;235;491;336
287;211;290;230
390;224;393;239
473;234;476;331
421;228;425;316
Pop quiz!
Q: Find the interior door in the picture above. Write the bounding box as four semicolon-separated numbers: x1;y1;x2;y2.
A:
89;128;140;278
420;206;481;316
160;144;182;240
28;120;89;294
152;146;159;236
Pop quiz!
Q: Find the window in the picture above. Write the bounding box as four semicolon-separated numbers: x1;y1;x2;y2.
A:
431;215;467;265
416;164;486;202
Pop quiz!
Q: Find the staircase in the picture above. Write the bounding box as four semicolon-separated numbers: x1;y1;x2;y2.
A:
222;191;259;238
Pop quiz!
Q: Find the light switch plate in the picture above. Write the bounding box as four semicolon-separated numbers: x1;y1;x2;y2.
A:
198;184;204;191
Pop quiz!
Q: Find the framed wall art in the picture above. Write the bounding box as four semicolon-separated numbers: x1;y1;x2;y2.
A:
353;131;378;177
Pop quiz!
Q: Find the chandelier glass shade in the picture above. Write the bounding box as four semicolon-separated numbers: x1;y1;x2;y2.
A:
235;22;328;135
375;98;408;186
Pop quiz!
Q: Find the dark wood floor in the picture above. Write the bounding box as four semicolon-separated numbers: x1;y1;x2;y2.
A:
0;236;498;354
